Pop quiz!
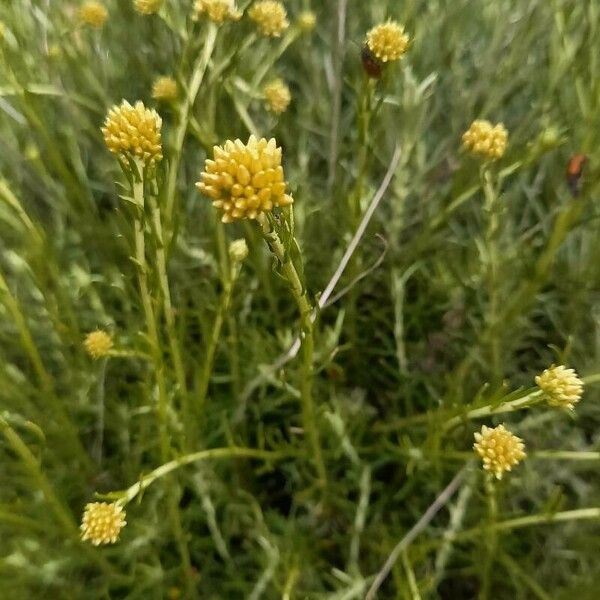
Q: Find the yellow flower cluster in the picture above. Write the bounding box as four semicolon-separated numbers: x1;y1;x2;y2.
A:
248;1;289;37
296;11;316;32
81;502;127;545
462;119;508;160
152;76;178;102
365;21;409;63
102;101;163;165
535;365;584;410
263;79;291;114
134;0;163;15
84;330;113;359
193;0;242;24
197;136;293;223
474;424;526;479
79;1;108;28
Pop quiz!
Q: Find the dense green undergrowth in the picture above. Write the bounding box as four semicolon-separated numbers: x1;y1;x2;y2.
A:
1;1;600;598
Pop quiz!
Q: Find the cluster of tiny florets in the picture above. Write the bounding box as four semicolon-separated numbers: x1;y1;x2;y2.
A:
462;119;508;160
197;136;293;223
193;0;242;23
152;76;178;102
79;1;109;28
263;79;291;114
102;101;163;165
229;239;249;263
248;1;289;37
81;502;126;545
134;0;163;15
366;21;409;63
535;365;584;410
84;330;113;359
474;424;526;479
296;11;316;32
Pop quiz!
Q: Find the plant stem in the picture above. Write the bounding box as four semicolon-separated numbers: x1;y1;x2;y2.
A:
119;447;289;505
132;165;170;461
149;197;188;421
258;214;327;486
479;476;498;600
165;23;218;237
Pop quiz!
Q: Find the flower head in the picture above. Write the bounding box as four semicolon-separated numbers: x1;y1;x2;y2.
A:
84;330;113;359
263;79;291;114
474;424;526;479
134;0;163;15
197;136;293;223
81;502;126;545
79;1;109;28
535;365;584;410
193;0;241;23
248;1;289;37
297;11;316;32
365;21;409;63
152;76;178;102
229;239;249;263
102;101;163;165
462;120;508;160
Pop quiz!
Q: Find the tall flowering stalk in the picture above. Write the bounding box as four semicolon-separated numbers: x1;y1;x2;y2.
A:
197;136;327;485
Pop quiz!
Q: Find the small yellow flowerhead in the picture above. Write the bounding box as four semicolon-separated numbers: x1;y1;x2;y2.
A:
229;239;249;263
197;136;293;223
81;502;126;545
102;101;163;165
535;365;584;410
297;11;316;33
84;330;113;359
79;1;109;28
474;424;526;480
134;0;163;15
152;76;178;102
193;0;242;23
248;1;289;37
263;79;291;114
462;120;508;160
366;21;409;63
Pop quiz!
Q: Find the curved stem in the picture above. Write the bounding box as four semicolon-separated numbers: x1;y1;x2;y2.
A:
119;447;288;505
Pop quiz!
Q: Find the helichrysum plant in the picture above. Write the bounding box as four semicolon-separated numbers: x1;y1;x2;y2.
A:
80;502;127;545
193;0;242;23
365;21;410;64
152;76;178;102
474;424;526;479
78;1;109;28
296;10;316;33
133;0;163;15
535;365;584;410
263;78;291;114
248;1;289;37
197;135;293;222
462;119;508;160
84;330;113;359
101;100;163;166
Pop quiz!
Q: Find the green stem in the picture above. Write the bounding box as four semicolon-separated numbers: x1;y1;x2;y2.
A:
119;447;288;505
258;215;327;486
132;166;170;461
196;262;238;421
479;476;498;600
165;23;218;236
149;197;188;416
481;166;502;383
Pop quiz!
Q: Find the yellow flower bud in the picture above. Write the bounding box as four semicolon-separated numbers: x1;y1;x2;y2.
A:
263;79;291;114
81;502;126;545
152;76;178;102
84;330;113;359
193;0;242;23
462;119;508;160
134;0;163;15
248;1;289;37
474;424;526;479
79;1;109;28
365;21;409;63
535;365;584;410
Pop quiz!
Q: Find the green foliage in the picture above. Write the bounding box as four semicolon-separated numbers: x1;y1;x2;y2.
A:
1;1;600;598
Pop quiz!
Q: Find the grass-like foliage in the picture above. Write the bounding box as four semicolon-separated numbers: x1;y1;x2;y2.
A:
1;1;600;598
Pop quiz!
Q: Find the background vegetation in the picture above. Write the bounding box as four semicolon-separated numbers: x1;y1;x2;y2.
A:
1;0;599;598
